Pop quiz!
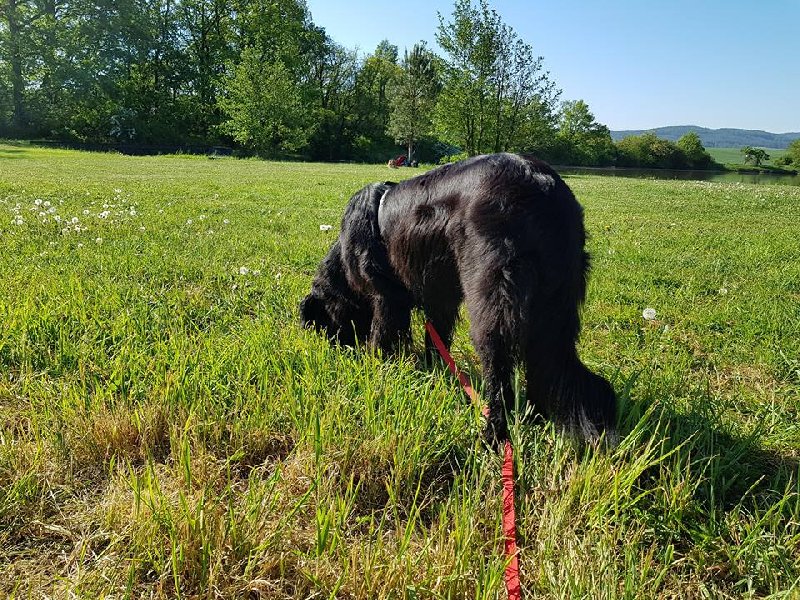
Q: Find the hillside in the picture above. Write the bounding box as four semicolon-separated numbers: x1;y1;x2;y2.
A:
610;125;800;149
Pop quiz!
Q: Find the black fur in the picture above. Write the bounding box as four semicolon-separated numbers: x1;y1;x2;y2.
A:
300;153;616;443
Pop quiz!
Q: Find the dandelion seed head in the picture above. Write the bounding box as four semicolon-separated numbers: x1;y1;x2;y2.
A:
319;224;333;231
642;307;657;321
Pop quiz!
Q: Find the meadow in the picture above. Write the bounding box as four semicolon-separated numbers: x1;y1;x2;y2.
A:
1;142;799;599
706;147;788;168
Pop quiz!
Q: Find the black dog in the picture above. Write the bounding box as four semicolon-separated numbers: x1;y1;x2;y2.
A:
300;153;615;443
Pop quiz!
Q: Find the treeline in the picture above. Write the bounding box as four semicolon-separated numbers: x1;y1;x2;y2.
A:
0;0;719;167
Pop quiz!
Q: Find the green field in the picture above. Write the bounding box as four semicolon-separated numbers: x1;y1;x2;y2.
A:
707;147;788;167
1;143;799;598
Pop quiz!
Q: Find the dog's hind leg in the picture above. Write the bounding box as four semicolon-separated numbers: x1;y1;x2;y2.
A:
524;298;616;442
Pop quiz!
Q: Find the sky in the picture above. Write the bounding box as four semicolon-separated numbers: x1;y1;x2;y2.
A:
305;0;799;133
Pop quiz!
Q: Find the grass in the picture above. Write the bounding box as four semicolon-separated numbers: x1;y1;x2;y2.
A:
1;143;799;599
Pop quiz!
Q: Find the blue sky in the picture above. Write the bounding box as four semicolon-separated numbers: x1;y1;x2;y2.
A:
305;0;799;133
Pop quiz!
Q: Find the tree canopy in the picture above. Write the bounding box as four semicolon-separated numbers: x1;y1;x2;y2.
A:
0;0;721;168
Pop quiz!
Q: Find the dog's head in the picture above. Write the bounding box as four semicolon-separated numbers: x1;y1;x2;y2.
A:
300;240;372;347
299;289;371;347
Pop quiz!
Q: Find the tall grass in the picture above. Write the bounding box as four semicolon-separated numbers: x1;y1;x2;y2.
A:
1;143;799;598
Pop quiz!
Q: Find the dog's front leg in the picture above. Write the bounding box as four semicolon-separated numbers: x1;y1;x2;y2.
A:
369;295;412;355
471;329;515;444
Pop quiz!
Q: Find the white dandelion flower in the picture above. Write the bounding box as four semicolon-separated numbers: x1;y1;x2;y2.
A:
319;224;333;231
186;219;193;225
83;209;90;215
642;307;657;321
43;200;51;208
71;217;79;224
95;237;103;244
223;219;230;225
34;198;42;206
238;266;249;276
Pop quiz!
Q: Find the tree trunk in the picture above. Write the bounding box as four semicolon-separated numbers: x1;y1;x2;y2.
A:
3;0;26;131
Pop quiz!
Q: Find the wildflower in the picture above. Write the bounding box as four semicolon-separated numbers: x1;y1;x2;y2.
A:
130;208;137;216
199;214;206;220
95;237;103;244
239;266;249;276
139;226;146;232
719;288;728;296
71;217;79;224
642;308;657;321
43;200;51;208
223;219;230;225
83;209;90;215
12;216;24;225
186;219;193;225
34;198;42;206
319;224;333;231
99;211;110;219
77;242;84;248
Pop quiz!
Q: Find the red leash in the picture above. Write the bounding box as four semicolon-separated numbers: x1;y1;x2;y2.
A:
425;321;522;600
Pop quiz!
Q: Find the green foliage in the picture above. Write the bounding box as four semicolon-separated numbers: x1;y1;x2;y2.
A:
616;132;720;170
434;0;560;156
556;99;616;166
387;42;439;161
1;145;799;597
676;132;715;169
219;49;310;157
786;138;800;166
741;146;770;167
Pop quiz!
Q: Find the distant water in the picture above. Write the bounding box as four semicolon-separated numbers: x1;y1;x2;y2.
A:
557;167;800;187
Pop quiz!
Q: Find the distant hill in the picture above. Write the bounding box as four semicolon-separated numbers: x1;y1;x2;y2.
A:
610;125;800;149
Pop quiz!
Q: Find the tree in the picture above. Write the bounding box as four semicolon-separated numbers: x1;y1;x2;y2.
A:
784;139;800;166
218;47;310;156
387;42;439;162
0;0;32;132
616;132;683;168
741;146;769;167
434;0;558;156
557;99;615;165
676;132;714;169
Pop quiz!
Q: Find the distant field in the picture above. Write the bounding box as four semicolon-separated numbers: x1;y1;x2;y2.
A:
707;146;787;166
1;143;799;598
